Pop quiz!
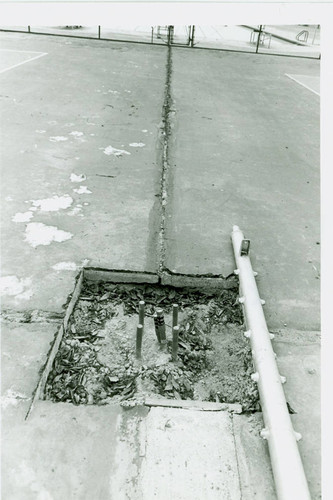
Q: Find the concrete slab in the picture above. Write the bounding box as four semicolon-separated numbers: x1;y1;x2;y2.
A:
165;48;320;330
273;329;321;500
1;400;148;500
139;406;241;499
1;321;58;406
0;32;167;313
233;413;277;500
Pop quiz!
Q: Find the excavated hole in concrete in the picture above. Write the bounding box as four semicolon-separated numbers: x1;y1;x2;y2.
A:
45;281;260;411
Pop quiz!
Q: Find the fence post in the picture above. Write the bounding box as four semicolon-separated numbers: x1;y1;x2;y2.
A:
98;26;101;39
256;25;262;53
28;26;31;33
191;25;195;47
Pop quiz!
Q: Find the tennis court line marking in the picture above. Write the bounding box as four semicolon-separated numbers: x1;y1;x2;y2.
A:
0;51;48;74
285;73;320;96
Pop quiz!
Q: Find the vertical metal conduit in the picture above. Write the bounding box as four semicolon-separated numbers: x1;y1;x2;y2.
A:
231;225;311;500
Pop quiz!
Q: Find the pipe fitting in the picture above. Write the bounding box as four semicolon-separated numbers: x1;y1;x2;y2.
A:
294;431;302;442
251;372;260;382
253;271;258;277
244;330;252;338
260;428;270;440
238;296;245;304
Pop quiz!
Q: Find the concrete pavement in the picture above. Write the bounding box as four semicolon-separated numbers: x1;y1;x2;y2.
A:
1;32;320;499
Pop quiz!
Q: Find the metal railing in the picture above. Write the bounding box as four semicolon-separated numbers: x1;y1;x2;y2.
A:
0;25;320;59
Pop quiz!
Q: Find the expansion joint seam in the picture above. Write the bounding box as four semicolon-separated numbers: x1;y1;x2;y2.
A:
158;45;173;276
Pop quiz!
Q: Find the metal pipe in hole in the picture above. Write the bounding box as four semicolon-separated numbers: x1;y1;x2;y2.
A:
155;308;167;348
136;324;143;360
172;325;179;361
153;313;161;342
139;301;145;326
172;304;179;328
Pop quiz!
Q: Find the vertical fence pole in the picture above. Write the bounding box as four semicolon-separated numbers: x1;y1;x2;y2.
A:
28;26;31;33
98;26;101;39
139;301;145;326
191;25;195;47
151;26;154;44
256;25;262;53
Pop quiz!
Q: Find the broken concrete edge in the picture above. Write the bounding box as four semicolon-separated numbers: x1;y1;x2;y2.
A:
83;267;239;290
25;271;84;420
144;397;243;413
160;273;238;290
24;266;240;419
83;267;159;284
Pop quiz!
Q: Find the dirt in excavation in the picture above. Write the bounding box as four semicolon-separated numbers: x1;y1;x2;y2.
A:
45;282;259;412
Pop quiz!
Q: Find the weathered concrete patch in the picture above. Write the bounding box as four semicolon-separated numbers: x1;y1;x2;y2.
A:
0;275;32;300
25;222;73;247
31;195;73;212
139;407;241;499
102;145;131;157
73;186;92;194
70;173;86;182
12;211;34;222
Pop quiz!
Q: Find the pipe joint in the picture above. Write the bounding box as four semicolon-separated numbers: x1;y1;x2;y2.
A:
294;431;302;442
260;428;270;440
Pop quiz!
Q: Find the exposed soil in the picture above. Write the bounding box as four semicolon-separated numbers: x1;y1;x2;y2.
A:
45;282;259;412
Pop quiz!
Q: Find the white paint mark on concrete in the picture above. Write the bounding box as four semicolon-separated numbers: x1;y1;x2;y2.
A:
12;211;34;223
0;275;32;297
102;145;131;157
69;131;84;137
108;90;119;94
51;261;78;271
1;389;29;409
83;202;89;206
70;173;86;183
73;186;92;194
31;195;73;212
52;259;89;271
49;136;68;142
67;206;82;216
36;130;46;134
90;133;95;136
125;90;132;93
25;223;73;247
142;129;148;133
129;143;145;148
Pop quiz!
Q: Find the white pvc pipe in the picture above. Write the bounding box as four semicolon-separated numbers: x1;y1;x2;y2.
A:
231;225;311;500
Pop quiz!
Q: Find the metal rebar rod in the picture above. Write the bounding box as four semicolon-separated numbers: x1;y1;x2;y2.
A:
172;304;179;328
153;313;161;342
136;324;143;360
231;225;311;500
139;301;145;326
156;308;167;348
172;325;179;361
